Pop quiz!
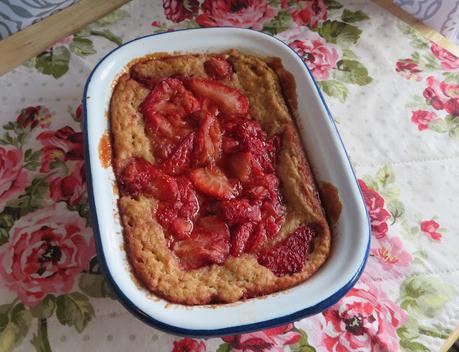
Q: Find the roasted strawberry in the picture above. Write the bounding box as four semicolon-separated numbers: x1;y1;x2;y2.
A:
187;78;249;116
257;225;315;276
245;173;280;202
261;199;286;238
141;78;200;122
204;56;233;80
141;78;199;156
220;198;261;226
175;177;199;219
174;216;230;270
225;151;252;182
231;222;255;257
193;112;222;166
171;217;193;240
156;203;177;229
161;132;195;176
245;223;268;253
221;135;239;154
120;158;178;201
190;165;239;200
143;111;176;139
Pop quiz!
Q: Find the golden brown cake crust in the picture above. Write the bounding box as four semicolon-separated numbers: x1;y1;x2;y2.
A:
110;50;331;305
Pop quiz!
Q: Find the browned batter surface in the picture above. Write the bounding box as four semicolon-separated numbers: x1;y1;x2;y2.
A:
110;50;331;305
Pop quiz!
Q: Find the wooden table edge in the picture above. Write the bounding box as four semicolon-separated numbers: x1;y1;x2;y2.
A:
0;0;130;77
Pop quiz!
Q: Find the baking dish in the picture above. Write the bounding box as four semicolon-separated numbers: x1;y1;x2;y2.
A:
83;27;370;337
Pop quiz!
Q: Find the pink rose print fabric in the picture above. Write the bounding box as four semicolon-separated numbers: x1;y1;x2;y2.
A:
1;1;459;351
290;0;328;28
172;337;206;352
222;324;301;352
431;43;459;71
163;0;199;23
358;180;390;239
370;236;412;275
0;147;30;212
411;110;439;130
308;275;407;352
395;58;422;81
196;0;277;30
420;220;442;241
0;203;94;307
279;28;341;80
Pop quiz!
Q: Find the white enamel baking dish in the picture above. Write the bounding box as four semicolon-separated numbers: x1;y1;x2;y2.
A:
83;27;370;337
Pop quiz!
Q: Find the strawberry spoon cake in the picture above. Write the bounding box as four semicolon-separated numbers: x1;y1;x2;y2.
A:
109;50;331;305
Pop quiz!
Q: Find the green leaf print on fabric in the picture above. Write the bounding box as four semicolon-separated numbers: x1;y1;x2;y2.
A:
69;37;96;57
0;302;32;351
30;319;52;352
333;59;372;85
290;328;317;352
399;275;456;319
93;9;129;27
78;274;114;299
318;80;348;102
318;20;362;46
216;343;231;352
29;9;128;78
56;292;95;333
324;0;343;9
397;23;429;49
341;9;369;23
30;296;56;320
35;46;71;79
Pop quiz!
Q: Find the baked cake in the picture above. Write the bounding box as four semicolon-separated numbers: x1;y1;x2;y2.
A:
109;50;331;305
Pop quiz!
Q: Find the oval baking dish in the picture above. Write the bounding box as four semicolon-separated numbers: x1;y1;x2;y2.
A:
83;27;370;337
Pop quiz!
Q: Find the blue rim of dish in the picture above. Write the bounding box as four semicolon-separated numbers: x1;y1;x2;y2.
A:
83;27;371;337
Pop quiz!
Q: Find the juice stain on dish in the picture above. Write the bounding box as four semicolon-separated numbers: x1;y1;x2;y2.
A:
99;131;112;168
319;182;342;225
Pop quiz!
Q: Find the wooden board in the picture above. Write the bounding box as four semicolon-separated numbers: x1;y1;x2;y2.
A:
0;0;130;76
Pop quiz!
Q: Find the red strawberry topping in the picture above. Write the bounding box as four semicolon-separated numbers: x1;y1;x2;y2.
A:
193;112;222;166
128;75;308;275
190;165;239;200
257;225;316;276
161;132;195;176
120;158;178;201
204;56;233;80
231;222;256;257
220;198;261;226
187;78;249;116
174;216;230;270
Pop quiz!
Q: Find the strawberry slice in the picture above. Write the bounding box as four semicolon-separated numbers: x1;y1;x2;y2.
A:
171;217;193;240
204;56;233;80
193;112;222;166
246;223;268;253
257;225;316;276
226;151;252;182
161;132;195;176
174;216;230;270
261;199;286;238
220;198;261;226
141;77;200;123
175;177;199;219
187;78;249;116
120;158;178;201
190;165;239;200
222;136;239;154
231;222;255;257
141;78;199;159
156;203;177;230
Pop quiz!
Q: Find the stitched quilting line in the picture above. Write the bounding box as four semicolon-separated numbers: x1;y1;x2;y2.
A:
353;155;459;169
366;268;459;282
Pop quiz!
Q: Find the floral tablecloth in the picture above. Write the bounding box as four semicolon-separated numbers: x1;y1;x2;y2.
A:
1;0;458;351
